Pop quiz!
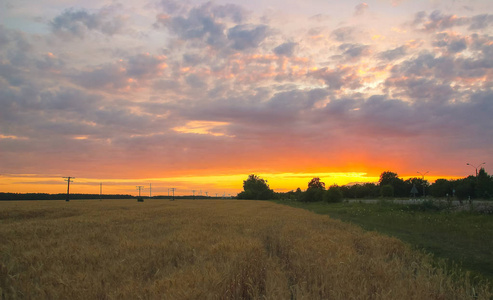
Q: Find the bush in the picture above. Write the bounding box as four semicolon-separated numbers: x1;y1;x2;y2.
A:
303;187;324;202
380;184;394;198
324;185;343;203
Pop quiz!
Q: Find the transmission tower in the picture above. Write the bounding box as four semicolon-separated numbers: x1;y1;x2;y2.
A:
63;177;75;202
169;188;176;201
136;186;144;196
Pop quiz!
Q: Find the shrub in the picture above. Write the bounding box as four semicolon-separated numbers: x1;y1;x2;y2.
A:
324;185;343;203
303;187;324;202
380;184;394;198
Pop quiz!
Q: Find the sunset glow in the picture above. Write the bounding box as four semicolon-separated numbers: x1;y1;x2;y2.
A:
1;0;492;196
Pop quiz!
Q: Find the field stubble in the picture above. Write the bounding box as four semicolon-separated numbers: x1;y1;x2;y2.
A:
0;200;491;299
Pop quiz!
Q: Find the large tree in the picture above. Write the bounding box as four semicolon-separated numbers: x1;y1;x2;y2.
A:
303;177;326;202
308;177;325;190
237;174;275;200
379;171;406;197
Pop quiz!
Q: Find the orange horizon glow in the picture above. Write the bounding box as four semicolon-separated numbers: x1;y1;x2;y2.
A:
0;172;466;197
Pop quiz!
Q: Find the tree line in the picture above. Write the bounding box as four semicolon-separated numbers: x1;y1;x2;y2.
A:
237;168;493;202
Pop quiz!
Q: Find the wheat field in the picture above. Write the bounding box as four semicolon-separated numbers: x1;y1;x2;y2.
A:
0;199;490;299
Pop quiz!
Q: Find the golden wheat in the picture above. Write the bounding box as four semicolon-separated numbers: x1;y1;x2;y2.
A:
0;200;490;299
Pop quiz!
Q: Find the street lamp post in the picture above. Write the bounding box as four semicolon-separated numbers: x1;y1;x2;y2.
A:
466;162;486;177
417;171;429;197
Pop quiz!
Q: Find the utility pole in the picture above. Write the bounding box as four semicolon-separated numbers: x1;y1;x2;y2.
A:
169;188;176;201
417;171;429;197
467;162;486;177
149;183;152;198
192;190;196;200
136;186;144;202
100;182;102;201
63;177;74;202
136;186;144;196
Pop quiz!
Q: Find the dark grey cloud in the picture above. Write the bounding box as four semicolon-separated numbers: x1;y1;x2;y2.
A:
309;14;331;22
447;39;467;53
0;26;31;55
227;24;269;50
378;46;407;61
210;3;248;23
157;0;184;14
354;3;369;16
386;76;454;102
470;34;493;57
412;11;427;25
331;26;355;42
266;88;328;112
433;32;468;53
71;54;166;90
412;10;493;32
424;10;468;31
0;62;25;86
339;43;370;59
390;43;493;84
273;42;297;57
185;74;207;89
155;2;249;49
36;53;66;72
50;6;126;39
160;8;227;46
310;67;363;90
0;25;12;48
71;63;127;90
469;14;493;30
126;54;165;78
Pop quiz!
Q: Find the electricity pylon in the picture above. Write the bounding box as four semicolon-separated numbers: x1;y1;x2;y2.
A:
63;177;75;202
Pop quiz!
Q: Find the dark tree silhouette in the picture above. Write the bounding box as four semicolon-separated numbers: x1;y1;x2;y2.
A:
237;174;275;200
308;177;325;190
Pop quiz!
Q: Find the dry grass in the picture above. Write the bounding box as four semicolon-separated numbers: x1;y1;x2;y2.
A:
0;199;490;299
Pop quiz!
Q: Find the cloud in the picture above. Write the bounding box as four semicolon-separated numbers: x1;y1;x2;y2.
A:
273;42;297;57
378;45;407;61
227;24;270;50
331;26;355;42
50;5;126;39
309;14;330;22
210;3;248;23
339;43;371;59
469;14;493;30
354;3;369;16
2;0;493;183
71;53;166;90
158;9;227;46
154;2;249;50
433;32;468;54
310;66;363;90
411;10;493;32
173;121;233;137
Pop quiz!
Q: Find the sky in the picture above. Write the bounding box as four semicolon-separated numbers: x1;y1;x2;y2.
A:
1;0;492;196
